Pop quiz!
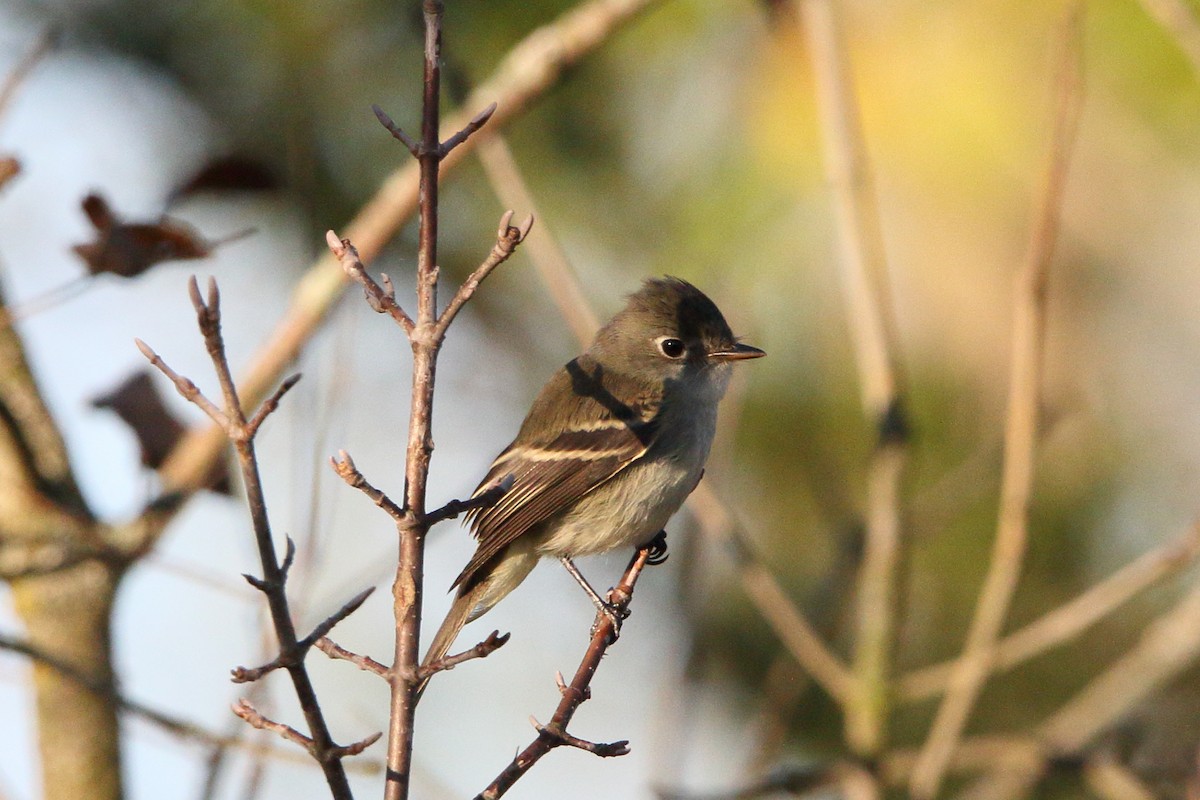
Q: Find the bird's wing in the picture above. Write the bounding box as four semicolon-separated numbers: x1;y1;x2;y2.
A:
453;415;657;591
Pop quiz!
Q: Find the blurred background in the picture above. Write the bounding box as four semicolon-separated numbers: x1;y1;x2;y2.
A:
1;0;1200;798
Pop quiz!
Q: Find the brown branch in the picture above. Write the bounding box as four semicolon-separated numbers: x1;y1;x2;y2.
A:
792;0;909;758
326;231;415;335
383;3;444;798
439;102;497;157
134;337;230;431
898;522;1200;702
245;373;302;438
434;210;533;338
423;476;512;526
372;104;420;158
417;630;510;681
317;637;391;679
476;544;657;800
908;8;1085;797
330;450;405;523
138;279;362;798
232;699;380;762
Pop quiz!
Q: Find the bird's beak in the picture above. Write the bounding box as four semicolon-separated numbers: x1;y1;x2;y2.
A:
708;342;766;362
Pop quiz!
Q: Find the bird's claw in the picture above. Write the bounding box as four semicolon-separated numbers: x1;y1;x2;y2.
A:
644;531;669;565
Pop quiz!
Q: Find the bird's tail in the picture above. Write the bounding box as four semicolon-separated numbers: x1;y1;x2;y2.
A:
416;583;484;697
416;542;538;698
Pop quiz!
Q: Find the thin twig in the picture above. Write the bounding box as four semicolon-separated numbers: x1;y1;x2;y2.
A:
439;102;497;157
326;231;415;334
793;0;908;756
434;210;533;338
908;9;1086;797
417;630;510;681
245;374;302;438
134;338;229;431
331;450;406;523
898;522;1200;702
317;637;391;679
372;104;420;157
424;476;513;526
475;544;658;799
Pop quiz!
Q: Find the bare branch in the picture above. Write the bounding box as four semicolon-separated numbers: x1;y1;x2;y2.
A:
434;210;533;338
232;699;316;752
300;587;376;648
373;104;420;157
245;374;302;438
331;731;384;760
417;630;510;681
425;475;513;526
439;102;497;157
317;637;391;679
909;8;1085;797
134;338;230;432
326;231;416;334
476;542;658;799
530;717;628;757
331;450;406;523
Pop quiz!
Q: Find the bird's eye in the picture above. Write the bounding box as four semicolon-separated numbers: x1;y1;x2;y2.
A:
657;337;686;359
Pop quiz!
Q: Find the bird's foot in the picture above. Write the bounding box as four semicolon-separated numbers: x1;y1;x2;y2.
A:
643;530;669;565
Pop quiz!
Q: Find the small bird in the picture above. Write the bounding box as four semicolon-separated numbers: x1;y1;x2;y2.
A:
422;276;764;680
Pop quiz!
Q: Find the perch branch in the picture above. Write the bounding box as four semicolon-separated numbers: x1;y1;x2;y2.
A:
475;543;659;799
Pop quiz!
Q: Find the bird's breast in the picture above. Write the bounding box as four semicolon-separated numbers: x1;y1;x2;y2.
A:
534;401;717;558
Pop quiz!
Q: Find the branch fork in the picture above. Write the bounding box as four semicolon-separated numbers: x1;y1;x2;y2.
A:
137;276;375;794
233;699;382;762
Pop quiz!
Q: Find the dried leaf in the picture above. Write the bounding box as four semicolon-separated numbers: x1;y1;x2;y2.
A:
92;370;232;495
72;193;216;278
174;155;279;198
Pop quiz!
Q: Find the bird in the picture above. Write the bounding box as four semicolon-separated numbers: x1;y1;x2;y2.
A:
421;276;764;684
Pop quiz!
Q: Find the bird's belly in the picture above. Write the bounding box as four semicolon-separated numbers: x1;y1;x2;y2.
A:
535;457;700;558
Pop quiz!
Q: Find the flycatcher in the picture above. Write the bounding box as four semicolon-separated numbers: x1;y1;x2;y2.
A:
422;276;764;680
